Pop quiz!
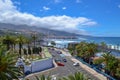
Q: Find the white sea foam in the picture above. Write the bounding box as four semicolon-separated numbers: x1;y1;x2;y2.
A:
107;44;120;50
55;40;76;44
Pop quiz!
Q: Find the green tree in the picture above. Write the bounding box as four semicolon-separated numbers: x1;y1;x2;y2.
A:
0;44;22;80
76;42;97;63
38;47;42;53
23;48;27;55
25;37;32;55
31;33;37;48
100;42;107;51
16;35;26;58
60;72;88;80
35;75;51;80
68;43;78;55
2;35;14;50
116;63;120;77
28;46;31;55
76;41;88;58
10;36;18;51
93;53;119;77
26;72;88;80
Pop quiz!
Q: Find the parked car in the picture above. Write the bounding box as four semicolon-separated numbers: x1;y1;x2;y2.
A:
56;62;64;66
57;51;62;54
52;54;55;57
63;59;67;62
73;62;79;66
55;59;61;62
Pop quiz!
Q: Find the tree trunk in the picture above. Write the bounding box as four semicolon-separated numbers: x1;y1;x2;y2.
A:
19;43;22;58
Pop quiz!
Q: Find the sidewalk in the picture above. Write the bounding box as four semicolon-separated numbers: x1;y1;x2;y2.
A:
71;58;107;80
60;49;107;80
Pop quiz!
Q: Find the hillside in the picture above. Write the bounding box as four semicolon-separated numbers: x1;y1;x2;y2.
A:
0;23;91;39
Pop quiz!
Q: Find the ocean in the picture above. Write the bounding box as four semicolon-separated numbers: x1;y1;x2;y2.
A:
49;37;120;49
48;37;120;57
87;37;120;45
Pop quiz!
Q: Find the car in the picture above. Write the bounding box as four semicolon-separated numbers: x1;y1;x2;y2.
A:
56;62;64;66
73;62;79;66
55;59;61;62
63;59;67;62
52;54;55;57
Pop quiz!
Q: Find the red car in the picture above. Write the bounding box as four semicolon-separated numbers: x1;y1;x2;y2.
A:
56;62;64;66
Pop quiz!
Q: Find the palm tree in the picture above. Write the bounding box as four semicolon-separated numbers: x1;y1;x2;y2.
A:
0;44;22;80
116;62;120;78
25;37;31;53
76;41;88;58
16;35;26;58
10;36;18;51
100;42;107;51
26;72;87;80
25;75;51;80
93;53;119;77
2;35;14;50
0;36;4;44
35;75;51;80
0;35;18;51
76;42;97;63
85;43;97;63
31;33;37;48
60;72;88;80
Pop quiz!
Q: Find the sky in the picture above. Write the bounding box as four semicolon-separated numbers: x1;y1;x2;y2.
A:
0;0;120;37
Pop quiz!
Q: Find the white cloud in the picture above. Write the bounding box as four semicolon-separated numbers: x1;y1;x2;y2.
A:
0;0;97;35
118;5;120;8
0;0;17;13
43;6;50;10
62;7;67;10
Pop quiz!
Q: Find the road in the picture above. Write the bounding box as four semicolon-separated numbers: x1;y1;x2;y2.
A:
47;48;100;80
26;48;101;80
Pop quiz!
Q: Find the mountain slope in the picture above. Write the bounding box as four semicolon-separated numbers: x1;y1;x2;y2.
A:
0;23;80;36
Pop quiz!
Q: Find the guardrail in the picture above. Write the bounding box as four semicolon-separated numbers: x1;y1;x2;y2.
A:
75;56;116;80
